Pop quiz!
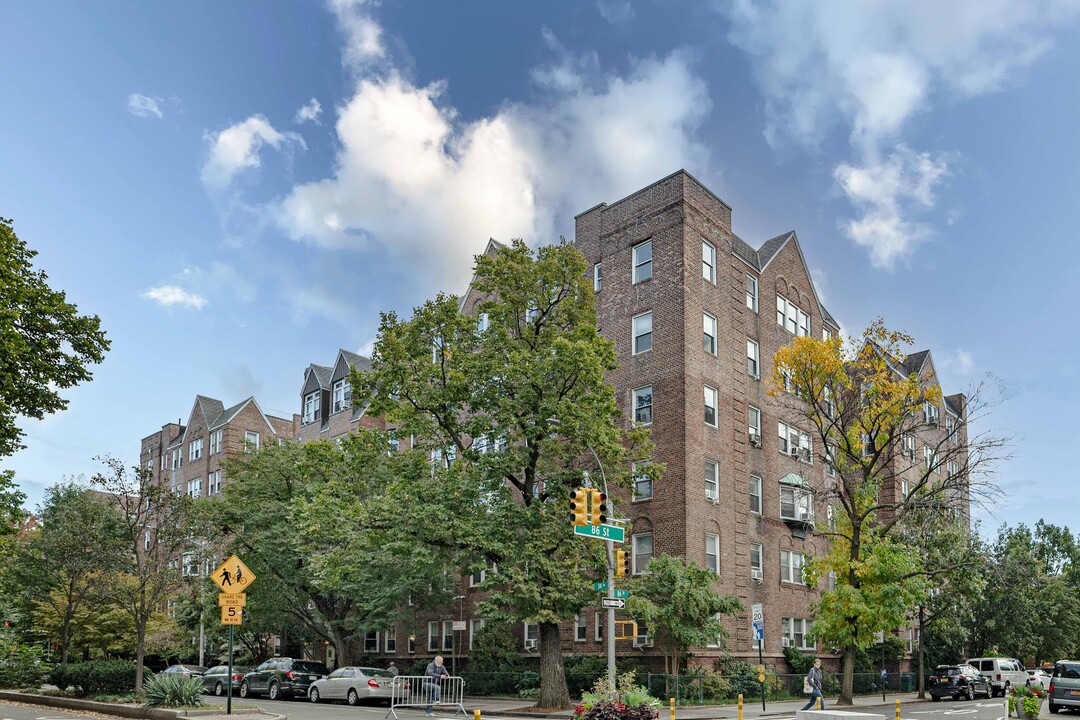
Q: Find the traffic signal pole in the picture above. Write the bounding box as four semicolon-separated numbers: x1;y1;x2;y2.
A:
606;538;616;685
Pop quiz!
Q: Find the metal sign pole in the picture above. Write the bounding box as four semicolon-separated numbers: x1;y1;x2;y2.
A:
227;624;234;715
758;640;765;711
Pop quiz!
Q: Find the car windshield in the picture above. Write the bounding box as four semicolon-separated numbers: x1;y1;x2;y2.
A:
292;662;329;675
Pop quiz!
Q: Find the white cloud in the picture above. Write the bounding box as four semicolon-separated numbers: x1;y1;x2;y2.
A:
295;98;323;124
597;0;635;24
201;115;305;190
721;0;1080;266
275;33;710;292
327;0;385;71
127;93;164;119
180;262;257;303
141;285;208;309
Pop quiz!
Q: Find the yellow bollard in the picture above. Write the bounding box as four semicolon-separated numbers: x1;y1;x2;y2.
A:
818;695;824;710
895;699;900;720
474;710;481;720
670;697;675;720
738;693;744;720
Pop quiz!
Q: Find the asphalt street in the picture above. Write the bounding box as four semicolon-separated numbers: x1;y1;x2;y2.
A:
0;702;125;720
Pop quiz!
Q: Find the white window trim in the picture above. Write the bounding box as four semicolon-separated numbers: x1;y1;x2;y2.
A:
703;312;717;355
632;533;653;575
632;240;652;284
575;614;587;642
749;475;762;515
632;385;653;426
750;542;763;574
746;274;759;313
704;459;719;501
593;263;602;293
747;339;760;379
704;385;718;428
780;550;809;585
632;311;653;355
632;460;653;501
705;532;720;575
702;240;716;283
594;612;603;642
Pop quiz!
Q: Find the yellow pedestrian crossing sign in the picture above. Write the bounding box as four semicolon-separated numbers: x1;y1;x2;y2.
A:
212;555;255;592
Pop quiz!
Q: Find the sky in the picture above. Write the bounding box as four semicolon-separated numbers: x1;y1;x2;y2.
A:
2;0;1079;536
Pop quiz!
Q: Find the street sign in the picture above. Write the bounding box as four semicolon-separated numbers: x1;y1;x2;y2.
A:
613;589;629;599
593;581;608;591
218;592;247;607
751;603;764;640
221;605;242;625
212;555;256;592
452;620;467;631
601;597;625;609
573;523;626;543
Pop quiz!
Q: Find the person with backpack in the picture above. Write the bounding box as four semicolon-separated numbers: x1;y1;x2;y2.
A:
801;658;824;711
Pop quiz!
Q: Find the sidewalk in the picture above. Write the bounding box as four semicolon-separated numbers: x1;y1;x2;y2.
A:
471;693;936;720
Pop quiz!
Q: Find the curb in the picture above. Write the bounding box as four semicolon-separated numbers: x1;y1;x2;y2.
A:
0;690;283;719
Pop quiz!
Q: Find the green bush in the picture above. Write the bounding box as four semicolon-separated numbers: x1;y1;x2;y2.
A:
700;670;731;700
0;628;49;689
142;673;204;708
49;660;137;696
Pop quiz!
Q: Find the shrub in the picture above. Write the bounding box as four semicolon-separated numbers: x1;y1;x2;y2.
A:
700;670;731;700
49;660;137;696
142;673;204;708
0;628;49;689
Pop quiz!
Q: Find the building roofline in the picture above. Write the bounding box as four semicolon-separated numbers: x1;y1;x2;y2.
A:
573;169;732;220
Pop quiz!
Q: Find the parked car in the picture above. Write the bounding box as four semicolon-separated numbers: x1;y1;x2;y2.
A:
162;664;207;678
929;664;992;701
1027;669;1052;691
240;657;330;700
308;666;399;705
200;665;251;696
1048;660;1080;714
967;657;1029;697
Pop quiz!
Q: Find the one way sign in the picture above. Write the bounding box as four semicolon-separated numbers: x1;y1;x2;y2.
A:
601;597;625;609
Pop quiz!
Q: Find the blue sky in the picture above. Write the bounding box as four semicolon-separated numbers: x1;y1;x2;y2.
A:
2;1;1079;535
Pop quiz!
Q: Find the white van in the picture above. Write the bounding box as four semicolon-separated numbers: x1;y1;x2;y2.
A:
966;658;1028;697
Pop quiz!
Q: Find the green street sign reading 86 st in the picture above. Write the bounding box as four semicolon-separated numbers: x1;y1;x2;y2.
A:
574;523;625;543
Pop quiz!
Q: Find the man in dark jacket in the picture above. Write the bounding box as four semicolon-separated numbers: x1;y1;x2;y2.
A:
801;658;824;710
424;655;449;715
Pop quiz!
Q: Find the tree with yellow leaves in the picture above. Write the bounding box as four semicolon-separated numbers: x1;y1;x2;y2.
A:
770;319;1005;704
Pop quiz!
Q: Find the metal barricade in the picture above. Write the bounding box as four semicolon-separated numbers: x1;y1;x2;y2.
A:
386;675;466;719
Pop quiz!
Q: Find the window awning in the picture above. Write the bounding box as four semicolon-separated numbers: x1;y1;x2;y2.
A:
778;472;811;489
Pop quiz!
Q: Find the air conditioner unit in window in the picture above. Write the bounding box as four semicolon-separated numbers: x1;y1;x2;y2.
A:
524;639;537;651
782;637;792;647
633;637;654;648
707;493;719;504
749;432;761;448
751;568;763;582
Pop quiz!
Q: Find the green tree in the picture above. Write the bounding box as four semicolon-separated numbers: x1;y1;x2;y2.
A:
213;431;451;665
9;483;123;663
360;239;653;708
772;320;1004;704
0;217;109;458
91;457;195;694
625;554;742;675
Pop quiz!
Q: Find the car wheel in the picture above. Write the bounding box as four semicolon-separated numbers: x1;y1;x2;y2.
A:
1049;702;1060;714
347;688;359;706
932;695;941;702
310;688;320;703
240;681;251;698
268;681;280;701
214;681;224;696
965;685;974;701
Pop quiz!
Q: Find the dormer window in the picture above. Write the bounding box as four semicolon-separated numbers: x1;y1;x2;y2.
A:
332;379;351;413
303;391;321;424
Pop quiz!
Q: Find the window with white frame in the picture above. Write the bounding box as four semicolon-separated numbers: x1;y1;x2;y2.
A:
947;460;960;479
747;339;760;377
826;504;836;530
746;274;759;312
632;241;652;283
476;312;490;333
182;551;198;577
749;475;762;514
778;422;812;461
469;619;484;650
780;550;808;584
703;312;717;355
924;401;939;425
704;385;718;427
365;631;379;652
385;628;396;653
332;379;351;412
705;532;720;574
633;533;653;574
209;429;222;455
776;294;811;336
469;568;487;587
823;385;835;418
702;240;716;283
782;617;814;649
524;622;539;649
593;263;602;293
780;482;814;522
633;386;653;425
823;328;833;341
594;612;603;641
144;529;152;551
704;459;718;500
750;543;763;576
428;621;441;652
442;620;454;650
825;445;836;477
146;458;152;473
903;434;916;461
187;478;202;499
748;405;761;442
633;620;653;647
245;431;259;451
633;312;653;354
208;470;222;495
171;448;181;469
188;438;203;461
633;461;653;501
946;415;957;445
924;445;936;471
575;614;587;642
901;479;909;499
303;391;321;424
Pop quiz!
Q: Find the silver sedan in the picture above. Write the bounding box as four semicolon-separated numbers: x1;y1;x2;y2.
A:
308;666;398;706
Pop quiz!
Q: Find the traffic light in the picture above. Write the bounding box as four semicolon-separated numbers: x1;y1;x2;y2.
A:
621;548;632;577
589;489;607;525
615;549;627;578
570;488;589;527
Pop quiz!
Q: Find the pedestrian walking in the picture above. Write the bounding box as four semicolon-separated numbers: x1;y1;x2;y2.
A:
801;658;824;711
423;655;449;716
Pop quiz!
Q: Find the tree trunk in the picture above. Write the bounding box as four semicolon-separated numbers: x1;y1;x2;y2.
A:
916;606;926;700
537;621;570;709
135;619;147;695
838;644;856;705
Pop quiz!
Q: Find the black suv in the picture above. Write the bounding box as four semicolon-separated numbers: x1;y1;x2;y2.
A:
929;664;992;701
240;658;330;700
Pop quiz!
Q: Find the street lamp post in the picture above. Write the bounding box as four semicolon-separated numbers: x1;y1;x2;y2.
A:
582;447;616;686
452;595;465;677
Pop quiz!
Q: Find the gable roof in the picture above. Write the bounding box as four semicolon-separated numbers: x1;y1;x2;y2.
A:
189;395;224;431
903;350;930;376
339;349;372;372
459;238;508;310
208;396;281;434
757;232;795;270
